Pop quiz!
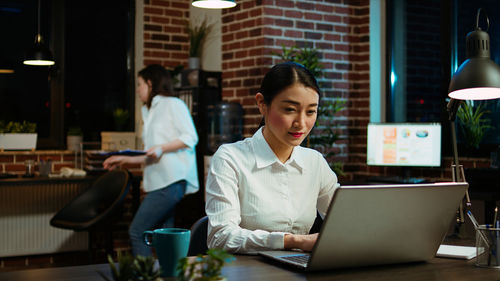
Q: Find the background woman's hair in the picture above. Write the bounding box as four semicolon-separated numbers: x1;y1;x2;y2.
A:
138;64;175;108
259;62;321;105
258;62;321;127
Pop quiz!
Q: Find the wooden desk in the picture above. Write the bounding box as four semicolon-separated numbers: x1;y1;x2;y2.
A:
0;254;499;281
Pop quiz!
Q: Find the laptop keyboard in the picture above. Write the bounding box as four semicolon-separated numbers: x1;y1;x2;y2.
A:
281;254;310;265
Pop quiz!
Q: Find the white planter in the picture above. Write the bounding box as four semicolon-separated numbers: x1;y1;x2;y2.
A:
67;135;83;151
0;133;37;150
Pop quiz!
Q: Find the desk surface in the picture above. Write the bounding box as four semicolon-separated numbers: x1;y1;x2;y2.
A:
0;254;498;281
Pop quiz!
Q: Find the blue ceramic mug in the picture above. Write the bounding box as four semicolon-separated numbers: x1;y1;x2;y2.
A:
143;228;191;277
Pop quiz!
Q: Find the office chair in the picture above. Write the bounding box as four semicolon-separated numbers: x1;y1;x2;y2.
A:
309;211;323;234
188;216;208;256
50;169;131;259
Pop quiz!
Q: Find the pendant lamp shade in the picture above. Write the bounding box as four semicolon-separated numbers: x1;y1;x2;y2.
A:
192;0;236;9
23;34;54;66
23;0;55;66
448;9;500;100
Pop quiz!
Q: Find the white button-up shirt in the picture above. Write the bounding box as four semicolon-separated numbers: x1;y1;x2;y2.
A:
141;96;199;194
206;127;338;254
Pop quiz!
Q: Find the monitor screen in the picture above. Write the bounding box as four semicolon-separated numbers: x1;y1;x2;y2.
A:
367;123;442;167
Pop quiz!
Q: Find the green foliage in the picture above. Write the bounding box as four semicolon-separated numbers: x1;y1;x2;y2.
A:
273;45;324;78
113;108;130;131
177;248;235;281
273;45;345;176
133;255;162;281
67;126;83;136
99;254;135;281
186;18;215;58
456;100;493;149
0;121;36;133
98;254;161;281
308;99;346;177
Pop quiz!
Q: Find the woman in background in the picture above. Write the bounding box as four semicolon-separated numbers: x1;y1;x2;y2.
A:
103;64;199;257
205;62;338;254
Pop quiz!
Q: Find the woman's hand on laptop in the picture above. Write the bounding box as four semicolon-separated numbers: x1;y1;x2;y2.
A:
284;233;318;252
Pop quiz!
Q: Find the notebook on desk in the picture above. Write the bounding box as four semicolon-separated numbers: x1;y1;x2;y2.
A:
259;182;468;271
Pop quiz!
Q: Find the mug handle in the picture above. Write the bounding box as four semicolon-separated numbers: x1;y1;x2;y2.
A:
143;230;154;246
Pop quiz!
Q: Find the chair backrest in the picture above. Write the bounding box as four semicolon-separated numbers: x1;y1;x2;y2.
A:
188;216;208;256
50;169;131;231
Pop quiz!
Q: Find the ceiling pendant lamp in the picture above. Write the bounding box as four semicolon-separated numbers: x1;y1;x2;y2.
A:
23;0;54;66
192;0;237;9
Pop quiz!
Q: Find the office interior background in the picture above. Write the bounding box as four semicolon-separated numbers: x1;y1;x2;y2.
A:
1;0;500;269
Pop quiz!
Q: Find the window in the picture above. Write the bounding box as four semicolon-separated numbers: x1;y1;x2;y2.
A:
386;0;448;123
0;0;134;149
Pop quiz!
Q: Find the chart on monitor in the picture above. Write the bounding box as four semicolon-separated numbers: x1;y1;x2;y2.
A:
366;123;442;184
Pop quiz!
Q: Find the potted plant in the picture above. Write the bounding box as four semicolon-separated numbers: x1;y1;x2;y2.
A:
99;254;161;281
0;120;37;150
456;100;493;151
185;18;215;69
101;108;136;151
177;248;235;281
273;45;346;176
67;126;83;152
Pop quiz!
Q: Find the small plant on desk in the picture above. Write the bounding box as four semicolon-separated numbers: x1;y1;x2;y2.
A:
99;254;161;281
177;248;235;281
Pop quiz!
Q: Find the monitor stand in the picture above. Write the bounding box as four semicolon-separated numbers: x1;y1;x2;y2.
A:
367;167;426;184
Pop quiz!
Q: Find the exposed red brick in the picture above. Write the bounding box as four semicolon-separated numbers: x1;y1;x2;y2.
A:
144;7;163;15
145;42;163;49
263;7;283;16
304;12;322;21
151;34;170;41
284;30;303;38
171;1;188;9
5;164;24;172
316;4;334;13
284;10;303;19
164;9;183;18
0;155;14;162
144;24;162;31
151;0;170;7
15;155;38;162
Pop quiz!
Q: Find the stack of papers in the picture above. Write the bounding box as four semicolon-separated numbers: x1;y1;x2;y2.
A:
436;245;477;260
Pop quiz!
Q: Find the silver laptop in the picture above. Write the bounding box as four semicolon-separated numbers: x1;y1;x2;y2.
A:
259;182;468;271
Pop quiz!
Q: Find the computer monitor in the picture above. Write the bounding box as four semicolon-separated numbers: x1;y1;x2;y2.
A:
367;123;442;167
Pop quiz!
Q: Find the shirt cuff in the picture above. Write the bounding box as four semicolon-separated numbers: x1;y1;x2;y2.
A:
269;232;287;249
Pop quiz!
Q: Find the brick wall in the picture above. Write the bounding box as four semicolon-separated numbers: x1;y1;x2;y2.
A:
142;0;190;68
0;151;76;175
220;0;370;181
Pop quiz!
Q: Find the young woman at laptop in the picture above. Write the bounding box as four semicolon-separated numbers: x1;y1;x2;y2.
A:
205;62;339;254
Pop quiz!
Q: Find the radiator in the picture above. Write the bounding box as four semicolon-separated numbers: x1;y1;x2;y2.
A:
0;181;89;257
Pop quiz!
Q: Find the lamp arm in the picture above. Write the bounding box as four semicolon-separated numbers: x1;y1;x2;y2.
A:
446;98;461;121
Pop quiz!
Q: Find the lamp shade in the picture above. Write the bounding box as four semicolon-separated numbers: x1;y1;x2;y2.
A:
192;0;236;9
23;34;55;66
448;58;500;100
448;12;500;100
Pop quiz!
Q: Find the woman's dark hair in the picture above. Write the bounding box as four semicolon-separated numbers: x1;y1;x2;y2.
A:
138;64;175;108
258;62;321;127
259;62;321;105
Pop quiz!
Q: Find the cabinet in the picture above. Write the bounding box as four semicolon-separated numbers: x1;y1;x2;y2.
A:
174;70;221;229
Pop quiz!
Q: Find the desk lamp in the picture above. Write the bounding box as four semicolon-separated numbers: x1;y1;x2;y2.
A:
447;8;500;226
